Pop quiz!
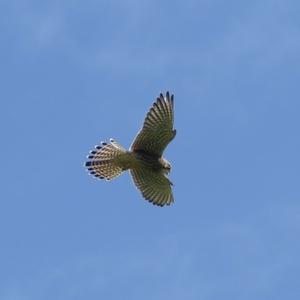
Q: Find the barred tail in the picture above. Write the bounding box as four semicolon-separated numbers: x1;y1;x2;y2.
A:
85;138;127;180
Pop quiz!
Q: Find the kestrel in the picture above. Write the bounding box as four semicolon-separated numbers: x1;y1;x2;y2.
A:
84;92;176;207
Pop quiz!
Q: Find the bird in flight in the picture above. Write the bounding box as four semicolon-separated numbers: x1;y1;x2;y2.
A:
84;91;176;207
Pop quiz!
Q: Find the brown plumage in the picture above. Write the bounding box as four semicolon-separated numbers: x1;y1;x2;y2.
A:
84;92;176;207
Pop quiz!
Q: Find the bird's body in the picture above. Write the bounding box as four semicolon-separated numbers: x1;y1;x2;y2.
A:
127;151;170;172
84;92;176;206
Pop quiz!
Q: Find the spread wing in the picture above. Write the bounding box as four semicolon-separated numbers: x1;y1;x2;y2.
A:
130;168;174;207
130;92;176;157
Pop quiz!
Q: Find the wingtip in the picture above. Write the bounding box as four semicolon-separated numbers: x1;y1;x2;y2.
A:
172;129;177;137
170;93;174;104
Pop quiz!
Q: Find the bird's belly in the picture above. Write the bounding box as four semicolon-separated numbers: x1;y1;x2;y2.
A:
130;152;162;172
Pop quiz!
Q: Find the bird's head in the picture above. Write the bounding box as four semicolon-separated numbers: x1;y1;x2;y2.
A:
160;157;171;174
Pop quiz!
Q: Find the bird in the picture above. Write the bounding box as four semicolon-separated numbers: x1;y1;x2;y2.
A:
84;91;176;207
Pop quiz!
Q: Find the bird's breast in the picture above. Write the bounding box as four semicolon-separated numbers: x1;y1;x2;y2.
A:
131;151;162;171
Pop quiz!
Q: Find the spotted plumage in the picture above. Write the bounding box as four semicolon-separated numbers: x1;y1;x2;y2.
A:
84;92;176;207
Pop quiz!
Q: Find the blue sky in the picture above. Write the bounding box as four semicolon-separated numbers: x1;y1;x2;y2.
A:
1;0;300;299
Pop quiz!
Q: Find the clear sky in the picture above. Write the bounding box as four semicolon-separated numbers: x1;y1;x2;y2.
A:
1;1;300;299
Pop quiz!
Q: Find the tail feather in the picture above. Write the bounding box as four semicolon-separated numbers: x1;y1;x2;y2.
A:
85;138;127;180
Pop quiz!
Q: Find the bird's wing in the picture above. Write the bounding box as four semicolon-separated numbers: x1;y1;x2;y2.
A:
130;168;174;207
130;92;176;157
